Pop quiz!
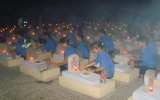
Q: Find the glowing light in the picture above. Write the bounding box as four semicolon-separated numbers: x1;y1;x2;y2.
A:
136;34;139;38
30;57;34;60
12;37;15;40
127;36;130;40
73;66;78;71
32;32;35;35
123;51;127;55
116;39;120;42
61;50;64;54
149;86;153;92
3;50;6;53
63;34;66;37
8;42;11;45
87;36;90;39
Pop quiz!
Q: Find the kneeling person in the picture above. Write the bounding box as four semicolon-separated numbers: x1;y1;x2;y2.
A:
79;41;115;79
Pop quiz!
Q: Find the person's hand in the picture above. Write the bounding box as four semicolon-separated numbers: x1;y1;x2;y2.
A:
87;68;95;72
127;59;133;65
52;63;59;67
78;66;85;70
78;53;82;58
129;60;135;66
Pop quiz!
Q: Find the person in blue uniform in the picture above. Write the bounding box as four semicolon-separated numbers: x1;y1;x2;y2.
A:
52;37;78;71
146;33;157;56
76;33;90;59
128;36;157;77
98;29;114;57
15;30;27;59
43;32;56;53
63;28;77;48
78;41;115;79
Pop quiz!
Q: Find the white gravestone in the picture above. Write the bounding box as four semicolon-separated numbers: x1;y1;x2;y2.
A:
133;86;160;100
68;54;79;72
62;54;100;85
143;69;155;93
22;59;47;71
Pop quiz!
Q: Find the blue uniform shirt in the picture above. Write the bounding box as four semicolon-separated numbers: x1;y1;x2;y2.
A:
66;33;77;47
16;37;26;57
78;40;90;59
93;50;115;78
64;45;78;68
139;46;157;68
148;40;158;57
100;35;114;51
44;38;56;53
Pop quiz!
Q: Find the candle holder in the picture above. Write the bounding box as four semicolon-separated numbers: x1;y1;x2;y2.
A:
0;43;8;54
120;43;127;56
46;58;52;69
10;49;16;59
26;46;36;62
100;69;107;84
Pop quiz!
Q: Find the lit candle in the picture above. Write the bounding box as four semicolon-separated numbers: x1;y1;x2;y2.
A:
8;42;11;45
149;86;153;92
73;66;78;71
123;51;127;55
116;39;120;42
3;50;6;53
12;37;15;40
63;34;66;37
32;32;35;35
136;34;139;38
30;57;34;60
86;36;90;40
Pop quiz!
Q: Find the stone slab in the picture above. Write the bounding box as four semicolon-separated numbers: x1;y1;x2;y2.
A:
20;65;60;82
62;70;100;85
0;57;24;67
133;86;160;100
59;76;115;99
112;68;139;83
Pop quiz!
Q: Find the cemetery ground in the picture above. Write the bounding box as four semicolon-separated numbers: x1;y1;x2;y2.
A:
0;50;160;100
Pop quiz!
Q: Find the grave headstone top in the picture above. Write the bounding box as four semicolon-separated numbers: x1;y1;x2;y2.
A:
143;69;155;93
68;54;79;72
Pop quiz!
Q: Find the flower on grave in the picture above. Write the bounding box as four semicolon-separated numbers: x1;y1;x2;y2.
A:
22;38;32;48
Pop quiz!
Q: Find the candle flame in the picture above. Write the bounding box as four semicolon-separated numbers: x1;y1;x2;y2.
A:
149;86;153;92
12;37;15;40
123;51;127;55
30;57;34;60
116;39;120;42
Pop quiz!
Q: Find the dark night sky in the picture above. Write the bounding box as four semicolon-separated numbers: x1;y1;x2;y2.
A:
0;0;155;16
0;0;160;27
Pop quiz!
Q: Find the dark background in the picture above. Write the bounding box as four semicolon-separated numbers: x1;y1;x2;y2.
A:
0;0;160;27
